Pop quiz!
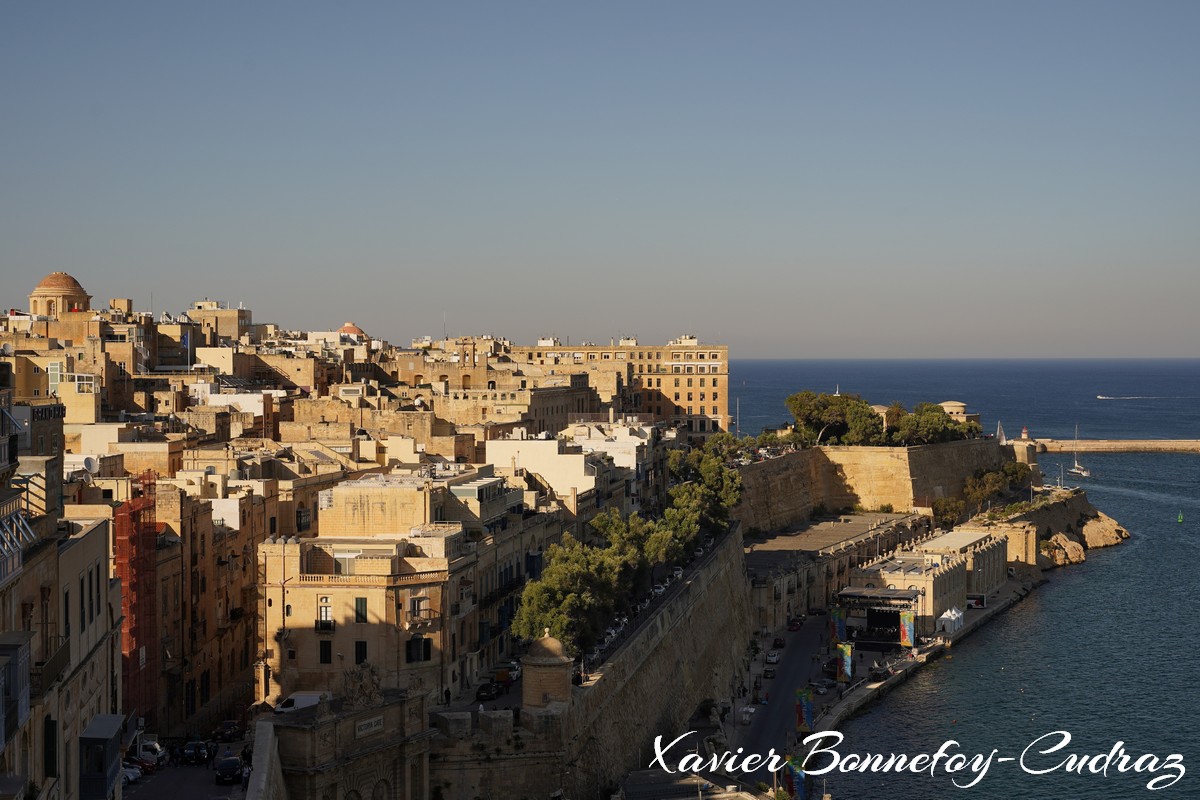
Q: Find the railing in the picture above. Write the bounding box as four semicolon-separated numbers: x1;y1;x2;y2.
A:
314;619;336;633
31;638;70;697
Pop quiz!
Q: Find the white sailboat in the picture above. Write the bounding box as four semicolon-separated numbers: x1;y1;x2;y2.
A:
1066;424;1091;478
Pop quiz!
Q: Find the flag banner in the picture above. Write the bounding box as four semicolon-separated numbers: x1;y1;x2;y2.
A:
899;609;915;647
784;756;807;800
830;607;847;642
795;686;814;732
838;642;853;683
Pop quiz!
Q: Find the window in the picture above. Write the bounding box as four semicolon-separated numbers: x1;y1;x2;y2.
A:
355;641;367;665
674;393;680;401
319;604;332;621
712;378;719;388
88;569;94;622
355;597;367;623
674;378;679;387
687;393;693;401
79;578;85;630
64;589;70;637
687;378;693;387
319;640;332;664
713;392;719;401
406;636;433;663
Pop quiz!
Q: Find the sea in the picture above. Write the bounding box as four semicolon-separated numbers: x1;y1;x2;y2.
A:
730;359;1200;799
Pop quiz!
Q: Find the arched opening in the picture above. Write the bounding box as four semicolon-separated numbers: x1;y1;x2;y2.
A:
461;375;472;390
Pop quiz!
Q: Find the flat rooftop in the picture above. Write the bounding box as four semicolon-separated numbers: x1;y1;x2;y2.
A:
744;512;919;575
919;528;994;552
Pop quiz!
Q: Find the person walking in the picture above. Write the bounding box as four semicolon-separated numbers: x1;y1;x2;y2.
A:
242;763;252;790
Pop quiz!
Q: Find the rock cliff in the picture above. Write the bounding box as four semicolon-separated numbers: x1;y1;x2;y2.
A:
1000;491;1130;569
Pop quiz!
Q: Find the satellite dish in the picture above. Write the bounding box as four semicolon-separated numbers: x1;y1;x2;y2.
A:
0;343;12;356
82;456;100;473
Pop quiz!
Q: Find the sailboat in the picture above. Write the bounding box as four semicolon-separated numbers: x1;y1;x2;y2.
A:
1066;425;1091;478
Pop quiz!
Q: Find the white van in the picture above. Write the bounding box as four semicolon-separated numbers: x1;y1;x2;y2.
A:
274;691;328;714
139;739;168;766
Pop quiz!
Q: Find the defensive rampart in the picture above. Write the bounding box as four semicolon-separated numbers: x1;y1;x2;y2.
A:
734;439;1007;532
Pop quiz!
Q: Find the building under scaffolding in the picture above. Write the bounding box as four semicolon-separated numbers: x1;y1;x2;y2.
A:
113;472;159;729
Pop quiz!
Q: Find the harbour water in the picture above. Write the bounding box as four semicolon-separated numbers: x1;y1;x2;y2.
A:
731;359;1200;798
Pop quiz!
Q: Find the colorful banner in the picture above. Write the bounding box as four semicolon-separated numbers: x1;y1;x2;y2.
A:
830;607;847;642
784;755;807;800
837;642;853;683
795;686;814;732
899;610;915;648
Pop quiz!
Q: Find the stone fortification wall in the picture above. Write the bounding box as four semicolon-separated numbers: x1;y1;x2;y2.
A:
732;450;822;532
427;528;752;800
906;438;1005;506
245;719;289;800
817;446;914;510
563;528;753;798
956;489;1129;569
734;440;1007;533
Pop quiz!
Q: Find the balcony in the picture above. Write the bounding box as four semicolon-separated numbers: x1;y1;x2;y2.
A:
314;619;336;634
30;637;69;698
401;607;440;632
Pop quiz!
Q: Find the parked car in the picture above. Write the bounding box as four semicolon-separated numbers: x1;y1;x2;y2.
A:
124;755;155;774
672;566;684;579
475;682;502;702
121;767;141;785
773;637;786;649
181;740;205;764
694;548;704;558
763;667;777;679
652;584;666;597
786;620;801;632
215;757;243;785
765;651;780;664
809;681;828;695
212;720;243;742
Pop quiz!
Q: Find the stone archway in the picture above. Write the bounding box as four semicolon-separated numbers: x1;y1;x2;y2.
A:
372;779;390;800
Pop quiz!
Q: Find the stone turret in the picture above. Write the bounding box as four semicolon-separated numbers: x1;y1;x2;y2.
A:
521;629;573;709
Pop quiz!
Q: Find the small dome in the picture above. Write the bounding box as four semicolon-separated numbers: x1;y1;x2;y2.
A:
339;321;367;337
32;271;88;295
523;629;571;664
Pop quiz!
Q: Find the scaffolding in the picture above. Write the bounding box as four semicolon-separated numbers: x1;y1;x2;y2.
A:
113;472;159;729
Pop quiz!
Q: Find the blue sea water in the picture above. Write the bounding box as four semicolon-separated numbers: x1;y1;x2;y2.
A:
730;359;1200;799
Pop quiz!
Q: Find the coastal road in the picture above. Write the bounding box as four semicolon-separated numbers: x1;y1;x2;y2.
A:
731;616;839;785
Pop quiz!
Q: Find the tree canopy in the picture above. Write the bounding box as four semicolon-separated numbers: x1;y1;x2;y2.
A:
784;392;981;447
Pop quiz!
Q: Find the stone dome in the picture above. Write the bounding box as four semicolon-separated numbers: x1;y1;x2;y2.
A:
339;321;367;337
32;271;87;295
523;629;572;664
29;271;90;318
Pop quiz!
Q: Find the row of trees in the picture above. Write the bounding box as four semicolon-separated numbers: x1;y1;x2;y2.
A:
784;391;983;447
510;439;742;653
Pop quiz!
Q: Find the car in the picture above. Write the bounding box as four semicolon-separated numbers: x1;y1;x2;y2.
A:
763;667;777;679
215;757;243;785
773;637;786;649
504;661;522;681
475;682;502;702
787;621;801;632
652;584;666;597
212;720;243;742
181;740;206;764
765;651;780;664
672;566;684;579
121;767;141;785
124;755;155;774
694;548;704;558
809;681;829;695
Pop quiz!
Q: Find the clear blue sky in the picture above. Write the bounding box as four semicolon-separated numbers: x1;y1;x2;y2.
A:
3;2;1197;357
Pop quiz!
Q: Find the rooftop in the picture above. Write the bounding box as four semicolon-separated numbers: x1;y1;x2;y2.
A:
743;513;917;574
919;528;995;553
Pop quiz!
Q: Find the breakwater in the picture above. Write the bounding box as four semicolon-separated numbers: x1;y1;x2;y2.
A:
1034;438;1200;453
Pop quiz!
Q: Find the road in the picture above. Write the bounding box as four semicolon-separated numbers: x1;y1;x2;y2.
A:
124;741;251;800
732;615;841;784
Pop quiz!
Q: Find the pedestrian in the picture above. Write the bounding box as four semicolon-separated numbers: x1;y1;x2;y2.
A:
242;764;251;789
444;688;451;705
